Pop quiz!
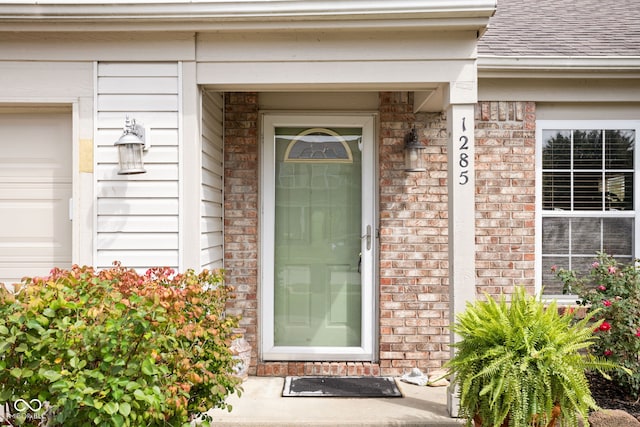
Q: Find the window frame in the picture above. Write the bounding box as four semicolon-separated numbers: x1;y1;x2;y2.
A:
536;120;640;301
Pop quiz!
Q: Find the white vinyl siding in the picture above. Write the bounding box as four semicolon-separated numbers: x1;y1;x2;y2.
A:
200;91;224;270
95;62;180;270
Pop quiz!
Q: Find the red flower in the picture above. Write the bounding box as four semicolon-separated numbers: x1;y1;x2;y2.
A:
604;349;613;357
599;321;611;332
636;328;640;338
603;300;612;307
597;285;607;291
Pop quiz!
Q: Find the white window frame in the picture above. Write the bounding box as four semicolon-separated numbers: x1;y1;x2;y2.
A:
535;120;640;301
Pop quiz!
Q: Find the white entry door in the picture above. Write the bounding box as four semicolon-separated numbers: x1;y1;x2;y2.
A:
261;114;376;361
0;111;72;286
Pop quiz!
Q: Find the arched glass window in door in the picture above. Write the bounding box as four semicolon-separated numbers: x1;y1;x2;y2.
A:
284;128;353;163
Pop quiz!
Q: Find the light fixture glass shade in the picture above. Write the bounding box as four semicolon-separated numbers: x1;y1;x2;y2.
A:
404;145;426;172
115;133;146;175
404;128;426;172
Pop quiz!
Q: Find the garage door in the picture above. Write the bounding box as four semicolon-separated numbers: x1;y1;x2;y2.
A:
0;111;72;286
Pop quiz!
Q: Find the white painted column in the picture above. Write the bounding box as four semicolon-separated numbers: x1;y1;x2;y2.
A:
445;85;476;417
76;95;95;267
179;61;202;271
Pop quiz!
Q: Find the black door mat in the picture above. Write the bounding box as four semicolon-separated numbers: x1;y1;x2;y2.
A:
283;376;402;397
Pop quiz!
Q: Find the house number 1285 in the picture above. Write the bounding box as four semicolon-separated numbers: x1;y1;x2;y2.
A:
458;117;470;185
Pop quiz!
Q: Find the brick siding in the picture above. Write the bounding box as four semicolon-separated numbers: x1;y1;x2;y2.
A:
378;92;450;375
224;92;537;376
224;93;260;373
475;101;536;296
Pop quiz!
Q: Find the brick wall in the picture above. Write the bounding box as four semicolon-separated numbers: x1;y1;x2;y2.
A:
378;92;451;375
224;93;259;373
475;101;536;296
223;93;537;376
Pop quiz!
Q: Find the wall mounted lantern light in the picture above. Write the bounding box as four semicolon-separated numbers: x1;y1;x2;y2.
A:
114;116;147;175
404;127;426;172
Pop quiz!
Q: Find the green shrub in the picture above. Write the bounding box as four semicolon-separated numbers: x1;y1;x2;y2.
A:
0;263;241;427
555;252;640;397
446;287;620;427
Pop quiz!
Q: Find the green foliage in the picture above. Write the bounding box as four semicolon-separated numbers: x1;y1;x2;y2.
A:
0;264;242;426
555;252;640;396
446;287;621;427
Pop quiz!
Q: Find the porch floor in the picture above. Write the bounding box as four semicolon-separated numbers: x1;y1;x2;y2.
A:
208;376;464;426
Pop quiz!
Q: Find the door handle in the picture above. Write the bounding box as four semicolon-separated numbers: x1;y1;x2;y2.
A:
361;225;371;251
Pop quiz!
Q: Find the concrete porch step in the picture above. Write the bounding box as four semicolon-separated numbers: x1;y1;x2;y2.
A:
209;376;463;427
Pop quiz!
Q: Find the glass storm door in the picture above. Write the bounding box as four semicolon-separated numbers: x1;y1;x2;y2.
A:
261;115;376;361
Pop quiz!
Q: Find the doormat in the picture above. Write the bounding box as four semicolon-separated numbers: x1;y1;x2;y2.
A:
282;376;402;398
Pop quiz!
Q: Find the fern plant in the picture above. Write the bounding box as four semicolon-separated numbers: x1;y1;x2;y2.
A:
446;287;623;427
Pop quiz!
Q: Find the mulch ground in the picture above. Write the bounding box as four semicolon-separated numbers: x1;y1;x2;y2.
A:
588;372;640;420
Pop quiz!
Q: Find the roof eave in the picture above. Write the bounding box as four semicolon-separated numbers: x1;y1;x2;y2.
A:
0;0;497;31
478;55;640;77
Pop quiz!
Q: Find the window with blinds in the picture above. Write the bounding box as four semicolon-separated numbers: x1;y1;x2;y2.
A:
537;122;638;296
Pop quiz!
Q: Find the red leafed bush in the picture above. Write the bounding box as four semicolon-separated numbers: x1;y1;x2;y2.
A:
0;263;241;427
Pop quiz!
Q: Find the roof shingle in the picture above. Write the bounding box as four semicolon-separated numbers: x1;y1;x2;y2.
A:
478;0;640;56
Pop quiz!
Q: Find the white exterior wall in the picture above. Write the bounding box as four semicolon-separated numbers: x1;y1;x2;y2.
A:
200;91;225;270
478;77;640;102
95;62;181;270
536;102;640;120
196;30;478;92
